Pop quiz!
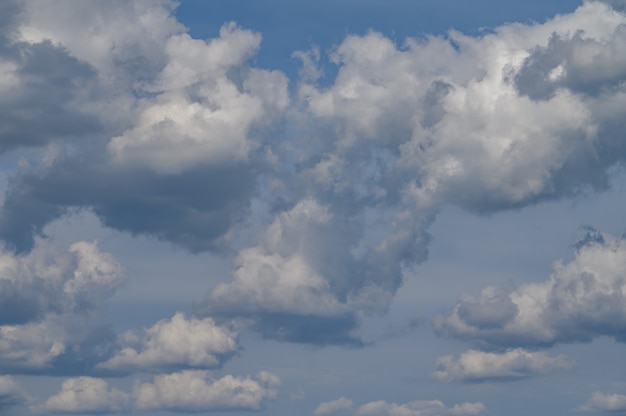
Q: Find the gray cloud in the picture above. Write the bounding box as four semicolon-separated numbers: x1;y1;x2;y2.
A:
134;370;280;412
42;377;130;414
435;230;626;348
355;400;485;416
4;0;626;348
314;397;353;416
577;390;626;413
0;376;25;411
431;349;573;382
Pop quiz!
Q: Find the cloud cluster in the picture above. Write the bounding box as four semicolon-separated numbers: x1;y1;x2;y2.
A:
355;400;485;416
41;371;280;414
0;239;124;373
435;230;626;348
3;0;626;354
431;348;573;382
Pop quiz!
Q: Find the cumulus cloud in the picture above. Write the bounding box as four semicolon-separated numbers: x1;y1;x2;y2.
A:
355;400;485;416
99;312;238;373
0;2;287;253
577;390;626;413
0;239;123;325
0;375;25;410
133;370;280;412
4;0;626;347
0;239;124;373
314;397;353;415
43;377;130;414
431;348;573;382
435;230;626;348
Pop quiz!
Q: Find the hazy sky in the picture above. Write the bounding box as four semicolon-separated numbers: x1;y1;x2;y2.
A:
1;1;626;415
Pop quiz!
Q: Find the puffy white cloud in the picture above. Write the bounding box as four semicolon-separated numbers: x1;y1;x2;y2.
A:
435;230;626;347
108;23;289;174
431;348;573;382
578;391;626;412
314;397;353;415
43;377;129;414
355;400;485;416
99;312;237;372
133;370;279;412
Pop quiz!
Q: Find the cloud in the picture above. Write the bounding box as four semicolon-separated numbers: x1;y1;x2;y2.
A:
577;391;626;413
0;238;124;325
133;370;280;412
4;0;626;348
314;397;353;415
43;377;130;414
0;376;25;410
0;239;124;374
0;3;287;253
431;348;573;382
355;400;485;416
99;312;238;373
435;230;626;348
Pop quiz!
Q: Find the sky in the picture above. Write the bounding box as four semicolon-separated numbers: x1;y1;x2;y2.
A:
1;0;626;415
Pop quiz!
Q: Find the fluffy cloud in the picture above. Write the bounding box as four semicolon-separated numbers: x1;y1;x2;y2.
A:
5;0;626;348
0;376;25;410
0;239;123;373
0;239;124;325
435;230;626;348
577;391;626;413
431;348;573;382
134;370;280;412
43;377;129;414
99;312;237;373
314;397;353;415
355;400;485;416
0;2;287;253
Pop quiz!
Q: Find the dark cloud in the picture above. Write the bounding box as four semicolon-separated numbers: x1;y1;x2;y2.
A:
0;156;258;253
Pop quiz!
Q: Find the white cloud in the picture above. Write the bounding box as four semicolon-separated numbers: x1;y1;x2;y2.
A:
107;22;289;174
99;312;237;372
355;400;485;416
133;370;279;412
435;230;626;347
43;377;130;414
431;348;573;382
314;397;353;415
578;391;626;412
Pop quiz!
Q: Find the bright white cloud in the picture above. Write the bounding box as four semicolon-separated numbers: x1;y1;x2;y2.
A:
431;348;573;382
99;312;237;372
107;22;289;174
43;377;130;414
355;400;485;416
133;370;280;412
314;397;353;415
435;230;626;347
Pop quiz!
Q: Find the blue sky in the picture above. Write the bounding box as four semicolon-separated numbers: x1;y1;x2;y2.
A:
1;0;626;415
